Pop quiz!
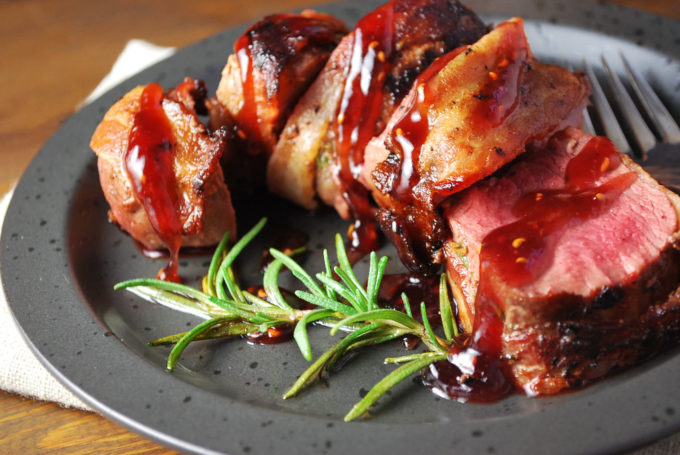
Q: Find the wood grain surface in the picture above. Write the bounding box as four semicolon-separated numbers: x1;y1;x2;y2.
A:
1;0;678;453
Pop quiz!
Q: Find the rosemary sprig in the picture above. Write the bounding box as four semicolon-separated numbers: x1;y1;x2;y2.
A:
115;218;461;421
115;219;311;369
284;322;390;399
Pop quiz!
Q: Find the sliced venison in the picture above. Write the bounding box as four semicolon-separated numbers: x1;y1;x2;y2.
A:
439;128;680;396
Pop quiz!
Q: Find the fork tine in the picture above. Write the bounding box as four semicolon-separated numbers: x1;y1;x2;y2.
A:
621;53;680;144
566;61;596;136
601;56;656;158
583;60;632;155
582;105;597;136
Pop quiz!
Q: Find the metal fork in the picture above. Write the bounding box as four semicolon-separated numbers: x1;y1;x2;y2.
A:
583;55;680;191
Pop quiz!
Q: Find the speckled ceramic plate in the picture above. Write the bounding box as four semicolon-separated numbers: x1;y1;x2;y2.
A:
2;1;680;454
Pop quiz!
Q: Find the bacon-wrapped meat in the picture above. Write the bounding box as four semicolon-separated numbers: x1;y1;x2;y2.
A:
90;79;236;281
266;0;488;221
361;18;590;271
216;10;348;155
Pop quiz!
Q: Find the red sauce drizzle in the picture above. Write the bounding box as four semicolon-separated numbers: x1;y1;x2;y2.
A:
389;21;528;203
245;324;295;345
468;26;528;129
241;285;296;344
334;1;396;261
378;273;442;350
389;47;468;200
378;273;440;314
346;192;381;264
424;136;637;402
125;83;182;283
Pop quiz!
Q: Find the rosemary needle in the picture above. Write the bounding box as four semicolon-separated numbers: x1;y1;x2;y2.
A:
344;354;447;422
167;316;235;371
283;322;383;399
205;232;230;297
421;302;448;355
294;308;338;361
439;273;456;341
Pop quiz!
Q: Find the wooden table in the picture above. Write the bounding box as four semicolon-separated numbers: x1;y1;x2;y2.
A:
1;0;678;453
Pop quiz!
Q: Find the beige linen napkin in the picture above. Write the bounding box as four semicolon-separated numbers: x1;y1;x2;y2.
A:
0;39;174;411
0;190;90;409
0;37;678;455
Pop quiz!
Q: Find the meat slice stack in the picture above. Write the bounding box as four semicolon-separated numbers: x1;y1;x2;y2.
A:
91;11;349;281
90;0;680;399
361;18;590;271
266;0;488;218
440;128;680;396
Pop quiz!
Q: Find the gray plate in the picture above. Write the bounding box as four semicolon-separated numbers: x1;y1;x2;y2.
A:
2;1;680;454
